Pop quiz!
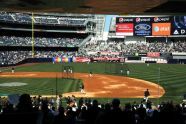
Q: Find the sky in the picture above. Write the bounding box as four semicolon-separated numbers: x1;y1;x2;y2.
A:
104;15;117;32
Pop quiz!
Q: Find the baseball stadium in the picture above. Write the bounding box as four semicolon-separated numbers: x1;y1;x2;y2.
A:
0;0;186;123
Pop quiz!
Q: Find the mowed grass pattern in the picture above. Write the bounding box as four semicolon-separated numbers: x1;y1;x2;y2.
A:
0;77;81;95
1;63;186;101
127;64;186;100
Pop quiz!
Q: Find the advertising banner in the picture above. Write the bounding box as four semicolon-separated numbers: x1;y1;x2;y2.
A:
135;53;147;57
116;23;134;36
116;16;173;36
74;57;90;62
147;52;160;57
171;16;186;35
134;17;152;36
52;57;62;62
100;51;120;55
92;57;121;61
153;17;171;23
152;23;171;36
52;57;90;63
116;17;134;36
116;17;134;23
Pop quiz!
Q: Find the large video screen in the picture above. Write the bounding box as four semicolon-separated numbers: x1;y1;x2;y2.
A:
171;16;186;35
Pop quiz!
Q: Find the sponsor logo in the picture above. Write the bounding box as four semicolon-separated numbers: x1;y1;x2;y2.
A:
119;18;133;23
153;26;170;32
135;24;151;31
138;53;147;56
173;30;179;35
117;17;133;23
136;17;151;23
122;18;133;22
119;17;124;22
136;17;141;22
152;23;171;36
147;52;160;57
116;23;134;36
154;17;159;22
173;29;186;35
154;17;170;22
179;29;185;34
154;26;160;32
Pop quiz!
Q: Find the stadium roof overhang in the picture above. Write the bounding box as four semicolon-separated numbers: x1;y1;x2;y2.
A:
0;0;186;15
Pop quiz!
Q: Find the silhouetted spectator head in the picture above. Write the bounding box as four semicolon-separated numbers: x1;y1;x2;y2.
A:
105;103;111;111
112;98;120;108
17;94;33;112
58;106;65;114
92;99;98;107
41;100;49;112
125;103;132;111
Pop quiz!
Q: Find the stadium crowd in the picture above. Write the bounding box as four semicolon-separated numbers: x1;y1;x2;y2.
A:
0;12;86;26
0;93;185;124
1;39;186;65
82;39;186;54
2;36;185;51
0;51;30;65
0;51;80;65
0;36;83;47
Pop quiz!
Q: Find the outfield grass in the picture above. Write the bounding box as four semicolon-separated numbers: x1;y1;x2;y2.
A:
1;62;186;103
0;77;82;96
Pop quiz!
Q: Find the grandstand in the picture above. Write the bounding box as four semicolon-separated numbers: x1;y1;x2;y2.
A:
0;12;97;66
0;12;186;66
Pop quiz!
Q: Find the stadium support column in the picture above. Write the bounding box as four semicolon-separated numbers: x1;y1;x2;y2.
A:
32;12;35;58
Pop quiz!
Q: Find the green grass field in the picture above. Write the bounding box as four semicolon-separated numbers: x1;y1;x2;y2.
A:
1;62;186;104
0;78;81;96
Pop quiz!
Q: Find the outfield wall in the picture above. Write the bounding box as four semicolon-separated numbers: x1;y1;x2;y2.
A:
1;56;186;67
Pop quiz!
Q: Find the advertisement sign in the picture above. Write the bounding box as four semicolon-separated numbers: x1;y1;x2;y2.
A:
116;16;173;36
147;52;160;57
100;52;120;55
171;16;186;35
116;17;134;23
52;57;90;63
92;57;121;61
53;57;62;62
116;17;134;36
153;17;171;23
134;17;152;36
74;57;90;62
116;23;134;36
135;53;147;57
152;23;171;36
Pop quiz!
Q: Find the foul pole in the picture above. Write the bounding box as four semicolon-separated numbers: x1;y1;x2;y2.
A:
157;67;161;104
32;12;35;58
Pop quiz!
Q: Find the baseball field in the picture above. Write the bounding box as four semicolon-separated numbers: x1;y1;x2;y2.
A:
0;62;186;104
